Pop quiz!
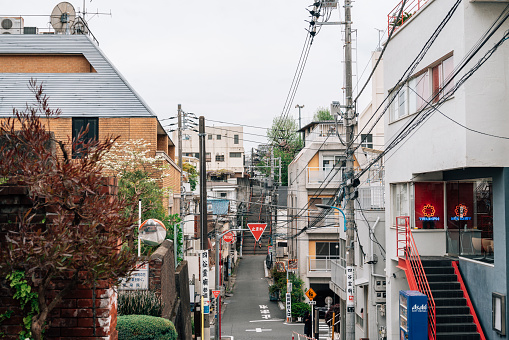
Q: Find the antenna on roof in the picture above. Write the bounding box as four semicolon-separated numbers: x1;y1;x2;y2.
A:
50;2;76;34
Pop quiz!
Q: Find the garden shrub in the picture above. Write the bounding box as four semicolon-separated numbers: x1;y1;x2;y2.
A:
117;315;177;340
291;302;311;318
118;290;164;317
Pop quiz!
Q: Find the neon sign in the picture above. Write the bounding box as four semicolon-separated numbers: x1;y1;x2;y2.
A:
451;203;471;221
419;204;440;221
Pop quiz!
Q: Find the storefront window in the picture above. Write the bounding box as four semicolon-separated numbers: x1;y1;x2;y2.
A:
414;182;444;229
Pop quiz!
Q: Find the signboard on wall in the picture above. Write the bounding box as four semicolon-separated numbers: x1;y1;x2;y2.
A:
346;266;355;313
414;182;444;229
119;262;149;290
201;250;210;314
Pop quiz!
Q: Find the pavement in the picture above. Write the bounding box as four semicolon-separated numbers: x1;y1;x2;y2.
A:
217;255;304;339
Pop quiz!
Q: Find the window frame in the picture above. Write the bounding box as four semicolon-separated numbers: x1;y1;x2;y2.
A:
215;154;225;162
72;117;98;159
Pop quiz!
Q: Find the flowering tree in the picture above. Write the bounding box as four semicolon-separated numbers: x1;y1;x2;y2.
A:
0;81;139;339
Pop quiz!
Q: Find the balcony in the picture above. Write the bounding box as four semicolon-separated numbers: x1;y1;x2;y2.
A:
330;259;346;296
307;167;343;189
387;0;429;35
354;186;385;210
307;255;341;278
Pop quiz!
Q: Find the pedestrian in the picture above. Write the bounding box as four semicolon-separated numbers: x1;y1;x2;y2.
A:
304;311;312;338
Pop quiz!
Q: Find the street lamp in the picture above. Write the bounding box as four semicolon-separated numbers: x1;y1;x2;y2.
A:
315;204;347;232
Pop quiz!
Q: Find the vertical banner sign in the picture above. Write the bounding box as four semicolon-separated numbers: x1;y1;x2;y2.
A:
346;266;355;312
201;250;210;314
286;292;292;321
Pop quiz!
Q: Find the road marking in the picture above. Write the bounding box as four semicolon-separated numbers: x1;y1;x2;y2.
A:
245;328;272;332
249;319;285;322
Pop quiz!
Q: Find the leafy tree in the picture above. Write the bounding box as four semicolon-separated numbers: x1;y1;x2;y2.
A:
182;162;198;191
0;81;139;340
313;107;334;121
266;116;302;185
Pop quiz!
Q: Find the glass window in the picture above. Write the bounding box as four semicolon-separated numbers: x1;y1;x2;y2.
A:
416;72;430;110
392;183;410;220
215;154;224;162
414;182;444;229
361;134;373;148
72;117;98;159
206;153;211;162
217;135;222;140
208;134;212;140
442;56;454;96
234;134;239;144
194;153;200;158
316;242;339;256
230;152;242;158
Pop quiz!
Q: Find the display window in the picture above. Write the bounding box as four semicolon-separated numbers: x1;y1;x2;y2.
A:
446;182;474;229
414;182;444;229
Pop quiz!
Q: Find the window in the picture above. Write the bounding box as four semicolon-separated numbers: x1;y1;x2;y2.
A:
316;242;339;257
392;183;410;221
361;134;373;148
220;192;227;198
215;154;224;162
206;152;211;162
414;182;444;229
194;153;200;158
216;135;221;140
72;117;98;158
234;134;239;144
230;152;242;158
391;54;453;121
208;134;212;140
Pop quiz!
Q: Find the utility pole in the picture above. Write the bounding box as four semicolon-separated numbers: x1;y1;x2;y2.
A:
178;104;183;268
343;0;356;340
199;116;210;340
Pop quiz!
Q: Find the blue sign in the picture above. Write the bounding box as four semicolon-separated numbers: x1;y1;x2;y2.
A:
204;305;210;314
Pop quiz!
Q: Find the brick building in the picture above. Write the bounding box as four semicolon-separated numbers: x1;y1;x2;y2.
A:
0;34;180;212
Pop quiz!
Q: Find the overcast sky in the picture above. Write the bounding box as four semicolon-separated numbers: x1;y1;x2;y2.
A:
4;0;397;149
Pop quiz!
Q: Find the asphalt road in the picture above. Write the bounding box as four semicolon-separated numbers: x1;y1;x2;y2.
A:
219;255;304;340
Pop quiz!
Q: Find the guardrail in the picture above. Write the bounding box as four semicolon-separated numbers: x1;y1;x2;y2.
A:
307;255;341;272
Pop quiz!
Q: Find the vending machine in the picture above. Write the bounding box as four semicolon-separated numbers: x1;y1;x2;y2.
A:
399;290;428;340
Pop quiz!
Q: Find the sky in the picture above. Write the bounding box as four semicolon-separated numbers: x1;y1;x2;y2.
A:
3;0;397;149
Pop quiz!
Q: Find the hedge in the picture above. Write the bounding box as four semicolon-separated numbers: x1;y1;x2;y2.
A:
117;315;177;340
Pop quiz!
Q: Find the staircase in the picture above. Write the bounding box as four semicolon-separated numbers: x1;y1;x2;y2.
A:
241;184;270;256
422;259;483;340
397;216;486;340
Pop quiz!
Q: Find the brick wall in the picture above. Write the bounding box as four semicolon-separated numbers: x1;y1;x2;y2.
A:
0;184;119;339
148;240;177;320
0;55;96;73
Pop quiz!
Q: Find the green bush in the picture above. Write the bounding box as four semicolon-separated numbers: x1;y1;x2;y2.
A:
117;315;177;340
118;290;164;317
291;302;310;318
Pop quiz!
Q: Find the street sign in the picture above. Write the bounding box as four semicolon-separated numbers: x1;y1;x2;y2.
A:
309;301;316;305
223;231;235;243
212;290;220;299
288;259;298;270
268;245;272;254
247;223;267;242
139;219;166;246
286;293;292;321
201;250;210;314
306;288;317;301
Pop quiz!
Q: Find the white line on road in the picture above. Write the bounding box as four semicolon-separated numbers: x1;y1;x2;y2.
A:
245;328;272;332
249;319;285;322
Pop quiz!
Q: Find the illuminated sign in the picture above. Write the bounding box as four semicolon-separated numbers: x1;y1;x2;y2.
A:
451;203;471;221
419;204;440;221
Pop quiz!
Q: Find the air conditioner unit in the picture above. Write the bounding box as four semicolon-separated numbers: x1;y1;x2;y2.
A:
0;17;24;34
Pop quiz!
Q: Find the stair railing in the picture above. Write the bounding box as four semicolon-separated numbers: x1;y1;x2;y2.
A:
396;216;436;340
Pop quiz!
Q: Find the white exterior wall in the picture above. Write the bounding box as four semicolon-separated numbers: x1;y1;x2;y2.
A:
175;126;245;174
383;1;509;338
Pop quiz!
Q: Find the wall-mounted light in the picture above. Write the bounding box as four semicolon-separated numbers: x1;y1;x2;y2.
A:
493;292;506;335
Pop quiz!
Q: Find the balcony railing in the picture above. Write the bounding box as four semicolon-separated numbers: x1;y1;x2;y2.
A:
387;0;429;35
307;255;341;272
307;167;343;185
354;186;385;210
330;259;346;292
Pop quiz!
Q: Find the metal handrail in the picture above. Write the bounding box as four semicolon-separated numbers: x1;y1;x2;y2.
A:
387;0;429;35
397;216;436;340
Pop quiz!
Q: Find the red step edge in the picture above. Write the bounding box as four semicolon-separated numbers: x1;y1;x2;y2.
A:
451;261;486;340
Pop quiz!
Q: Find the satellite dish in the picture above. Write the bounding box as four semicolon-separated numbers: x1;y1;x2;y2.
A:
139;219;167;246
50;2;76;34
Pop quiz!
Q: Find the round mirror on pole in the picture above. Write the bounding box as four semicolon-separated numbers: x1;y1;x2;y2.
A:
139;219;167;246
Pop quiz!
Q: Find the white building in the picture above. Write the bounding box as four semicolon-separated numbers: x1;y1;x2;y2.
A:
383;1;509;339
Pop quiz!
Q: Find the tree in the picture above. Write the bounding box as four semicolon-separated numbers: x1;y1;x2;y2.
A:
100;139;182;256
182;162;198;191
313;107;334;121
266;116;302;186
0;81;139;340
